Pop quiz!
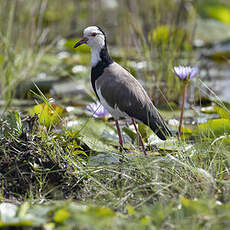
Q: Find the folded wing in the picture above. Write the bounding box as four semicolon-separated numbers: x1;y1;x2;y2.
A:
96;63;172;140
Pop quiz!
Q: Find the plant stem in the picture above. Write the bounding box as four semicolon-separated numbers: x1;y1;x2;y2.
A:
178;82;188;137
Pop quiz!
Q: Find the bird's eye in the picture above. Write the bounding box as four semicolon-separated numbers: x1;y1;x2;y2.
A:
91;32;97;37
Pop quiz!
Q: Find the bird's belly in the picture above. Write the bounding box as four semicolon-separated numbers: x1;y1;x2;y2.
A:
96;88;128;120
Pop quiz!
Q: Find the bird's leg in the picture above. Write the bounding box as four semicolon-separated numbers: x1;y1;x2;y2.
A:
115;120;123;152
131;118;147;155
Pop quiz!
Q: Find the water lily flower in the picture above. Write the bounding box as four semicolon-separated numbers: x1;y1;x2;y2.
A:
173;66;198;80
86;101;110;118
173;65;199;137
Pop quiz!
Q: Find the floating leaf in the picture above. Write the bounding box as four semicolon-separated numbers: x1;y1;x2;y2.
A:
67;118;119;152
53;209;71;223
30;103;67;128
193;118;230;138
86;206;115;218
194;18;230;46
122;127;136;141
200;106;216;114
138;122;151;142
179;127;193;140
214;106;230;119
206;5;230;25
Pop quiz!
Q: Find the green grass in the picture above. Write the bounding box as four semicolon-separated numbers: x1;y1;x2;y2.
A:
0;109;229;229
0;0;230;229
0;0;54;109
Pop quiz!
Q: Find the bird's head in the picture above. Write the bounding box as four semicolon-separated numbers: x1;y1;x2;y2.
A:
74;26;106;49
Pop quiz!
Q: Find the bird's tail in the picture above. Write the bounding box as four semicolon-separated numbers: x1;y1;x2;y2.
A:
151;120;172;140
148;111;172;140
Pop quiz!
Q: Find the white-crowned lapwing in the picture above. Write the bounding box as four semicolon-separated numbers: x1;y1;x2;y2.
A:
74;26;172;154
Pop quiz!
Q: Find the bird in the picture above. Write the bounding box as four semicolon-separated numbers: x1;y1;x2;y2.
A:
74;26;172;154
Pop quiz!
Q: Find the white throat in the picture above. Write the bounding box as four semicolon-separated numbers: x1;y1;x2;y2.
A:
91;47;102;67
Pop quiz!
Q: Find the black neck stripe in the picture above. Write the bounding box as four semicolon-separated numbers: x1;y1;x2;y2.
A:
91;45;113;99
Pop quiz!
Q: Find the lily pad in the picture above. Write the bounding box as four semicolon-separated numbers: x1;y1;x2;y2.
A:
200;2;230;25
67;118;119;152
122;122;152;143
200;106;216;114
53;208;71;223
214;105;230;119
193;118;230;138
195;18;230;45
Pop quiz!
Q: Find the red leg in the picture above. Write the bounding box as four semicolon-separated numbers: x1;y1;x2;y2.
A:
131;118;147;155
115;120;123;152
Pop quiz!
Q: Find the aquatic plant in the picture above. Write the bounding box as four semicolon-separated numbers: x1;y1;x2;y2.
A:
173;66;198;136
86;101;110;118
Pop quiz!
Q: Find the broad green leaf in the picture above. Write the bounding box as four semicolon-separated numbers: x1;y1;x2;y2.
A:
200;106;216;114
86;206;115;218
122;127;136;141
67;118;119;152
138;122;151;141
180;127;193;140
30;103;67;128
53;209;71;223
193;118;230;138
206;5;230;25
8;220;34;227
214;105;230;119
122;123;151;143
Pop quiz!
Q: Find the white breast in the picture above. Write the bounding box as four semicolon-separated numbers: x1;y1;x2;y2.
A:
96;87;128;120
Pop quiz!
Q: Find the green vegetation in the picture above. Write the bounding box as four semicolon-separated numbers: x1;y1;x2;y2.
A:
0;0;230;229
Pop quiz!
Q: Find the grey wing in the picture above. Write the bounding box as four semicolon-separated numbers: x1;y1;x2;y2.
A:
97;64;172;140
